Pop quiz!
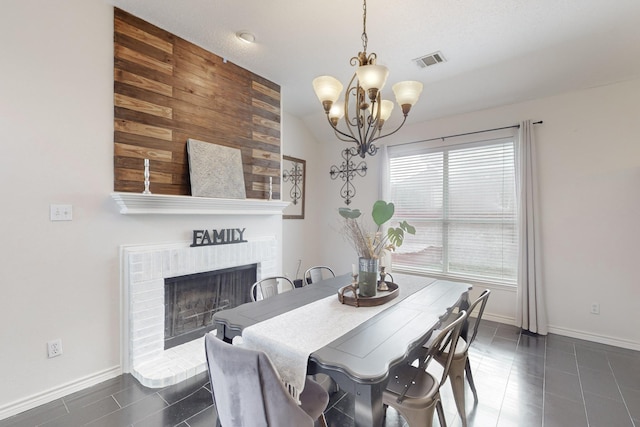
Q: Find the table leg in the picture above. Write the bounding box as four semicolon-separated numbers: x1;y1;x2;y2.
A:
353;382;385;427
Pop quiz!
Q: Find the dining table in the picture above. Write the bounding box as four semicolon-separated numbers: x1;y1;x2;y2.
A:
213;272;471;427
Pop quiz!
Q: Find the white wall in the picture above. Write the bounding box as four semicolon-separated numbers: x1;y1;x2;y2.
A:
280;113;325;282
0;0;282;417
316;78;640;349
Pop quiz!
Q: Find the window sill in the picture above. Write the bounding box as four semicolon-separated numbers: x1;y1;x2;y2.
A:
392;267;517;291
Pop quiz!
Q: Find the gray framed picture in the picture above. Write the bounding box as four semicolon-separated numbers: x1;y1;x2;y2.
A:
282;155;305;219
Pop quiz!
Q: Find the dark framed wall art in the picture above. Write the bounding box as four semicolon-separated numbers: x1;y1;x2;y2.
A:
282;155;306;219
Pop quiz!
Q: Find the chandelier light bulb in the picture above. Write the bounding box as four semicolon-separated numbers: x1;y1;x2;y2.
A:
369;99;394;122
313;76;343;112
355;64;389;100
378;99;394;121
329;102;345;126
392;81;423;115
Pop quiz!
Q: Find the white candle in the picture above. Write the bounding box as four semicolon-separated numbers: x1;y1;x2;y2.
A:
352;263;358;276
144;159;149;167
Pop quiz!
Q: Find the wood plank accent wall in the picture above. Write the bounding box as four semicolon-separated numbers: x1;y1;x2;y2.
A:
113;8;281;198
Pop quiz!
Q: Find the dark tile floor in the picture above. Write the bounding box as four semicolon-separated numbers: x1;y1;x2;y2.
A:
1;320;639;427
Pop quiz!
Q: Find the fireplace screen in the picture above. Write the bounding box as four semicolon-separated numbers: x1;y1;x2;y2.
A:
164;264;256;349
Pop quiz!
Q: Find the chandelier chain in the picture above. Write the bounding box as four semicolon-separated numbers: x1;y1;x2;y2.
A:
361;0;368;53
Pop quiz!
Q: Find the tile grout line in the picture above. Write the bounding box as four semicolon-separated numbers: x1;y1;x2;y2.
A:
606;352;637;427
574;344;591;427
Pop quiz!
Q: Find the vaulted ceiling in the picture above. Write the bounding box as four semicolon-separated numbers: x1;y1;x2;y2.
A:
108;0;640;142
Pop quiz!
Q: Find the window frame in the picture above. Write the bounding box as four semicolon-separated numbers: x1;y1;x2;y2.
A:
385;134;519;287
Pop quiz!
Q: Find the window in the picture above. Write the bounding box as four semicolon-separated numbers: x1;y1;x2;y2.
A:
388;137;518;284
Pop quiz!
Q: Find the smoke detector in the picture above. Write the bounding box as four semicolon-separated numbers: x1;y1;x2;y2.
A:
414;51;446;68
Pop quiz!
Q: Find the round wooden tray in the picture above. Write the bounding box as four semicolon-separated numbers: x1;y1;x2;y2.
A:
337;281;399;307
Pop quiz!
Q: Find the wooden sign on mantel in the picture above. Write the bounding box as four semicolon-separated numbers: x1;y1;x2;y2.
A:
191;228;247;247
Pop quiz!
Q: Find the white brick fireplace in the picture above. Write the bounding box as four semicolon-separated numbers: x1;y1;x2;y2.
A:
114;192;288;388
121;237;278;388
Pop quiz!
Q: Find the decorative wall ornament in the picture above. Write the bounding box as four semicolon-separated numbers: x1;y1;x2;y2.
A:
330;148;368;205
190;228;248;247
282;155;306;219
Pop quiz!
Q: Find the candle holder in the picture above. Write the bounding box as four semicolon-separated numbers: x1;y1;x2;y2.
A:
142;159;152;195
351;273;359;289
378;266;389;291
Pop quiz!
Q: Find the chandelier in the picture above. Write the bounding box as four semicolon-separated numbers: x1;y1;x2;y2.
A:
312;0;423;158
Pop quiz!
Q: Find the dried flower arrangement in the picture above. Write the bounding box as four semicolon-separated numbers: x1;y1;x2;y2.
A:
338;200;415;259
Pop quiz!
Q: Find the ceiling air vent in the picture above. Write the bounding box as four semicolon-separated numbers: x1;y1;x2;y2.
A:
414;51;446;69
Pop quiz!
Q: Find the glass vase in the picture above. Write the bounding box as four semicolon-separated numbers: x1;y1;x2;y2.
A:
358;257;379;297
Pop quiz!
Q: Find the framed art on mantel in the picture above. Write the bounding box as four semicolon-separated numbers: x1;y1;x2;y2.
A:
282;155;306;219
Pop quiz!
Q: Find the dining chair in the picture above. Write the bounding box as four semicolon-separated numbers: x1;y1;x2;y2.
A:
426;289;491;427
383;310;467;427
303;266;335;285
250;276;295;301
204;333;329;427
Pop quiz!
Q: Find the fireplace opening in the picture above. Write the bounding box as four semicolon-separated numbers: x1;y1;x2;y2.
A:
164;263;257;350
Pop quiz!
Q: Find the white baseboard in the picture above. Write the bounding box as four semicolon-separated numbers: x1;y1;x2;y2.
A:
547;325;640;352
480;312;515;325
0;366;122;421
477;313;640;351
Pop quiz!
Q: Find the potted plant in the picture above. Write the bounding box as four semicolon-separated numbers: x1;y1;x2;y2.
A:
338;200;415;296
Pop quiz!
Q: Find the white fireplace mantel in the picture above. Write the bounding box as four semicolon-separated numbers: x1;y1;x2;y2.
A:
111;192;289;215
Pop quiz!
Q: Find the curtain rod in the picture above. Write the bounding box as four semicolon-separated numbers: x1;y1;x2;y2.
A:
400;120;543;146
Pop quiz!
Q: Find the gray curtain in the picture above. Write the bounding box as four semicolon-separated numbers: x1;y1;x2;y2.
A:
516;120;548;335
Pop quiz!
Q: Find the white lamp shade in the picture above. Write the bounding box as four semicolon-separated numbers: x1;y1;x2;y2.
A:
329;102;345;121
369;99;394;121
356;64;389;92
392;81;423;106
312;76;343;103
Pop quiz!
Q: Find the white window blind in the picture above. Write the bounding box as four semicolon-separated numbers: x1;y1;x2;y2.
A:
388;139;518;283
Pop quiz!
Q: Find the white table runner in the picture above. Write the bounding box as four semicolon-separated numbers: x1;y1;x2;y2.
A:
236;287;414;401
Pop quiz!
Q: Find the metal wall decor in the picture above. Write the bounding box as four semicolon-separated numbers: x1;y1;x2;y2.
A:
330;148;368;205
282;155;306;219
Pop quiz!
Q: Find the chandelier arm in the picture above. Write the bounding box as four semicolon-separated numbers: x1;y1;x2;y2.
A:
324;113;360;144
342;82;367;144
367;115;409;145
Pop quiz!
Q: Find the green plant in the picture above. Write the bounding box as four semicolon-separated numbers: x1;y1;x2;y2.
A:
338;200;415;259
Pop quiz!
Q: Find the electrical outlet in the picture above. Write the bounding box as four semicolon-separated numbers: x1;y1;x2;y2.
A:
47;339;63;358
590;303;600;315
50;204;73;221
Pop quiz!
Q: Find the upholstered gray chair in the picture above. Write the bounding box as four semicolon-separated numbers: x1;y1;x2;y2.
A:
383;310;467;427
303;266;335;285
204;333;328;427
250;276;295;301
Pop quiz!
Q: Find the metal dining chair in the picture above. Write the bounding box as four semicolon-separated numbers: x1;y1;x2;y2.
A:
424;289;491;427
303;266;335;285
383;310;467;427
250;276;295;301
204;333;329;427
